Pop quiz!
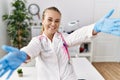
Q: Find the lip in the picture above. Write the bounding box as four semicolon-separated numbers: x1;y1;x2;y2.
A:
51;27;55;29
49;26;56;30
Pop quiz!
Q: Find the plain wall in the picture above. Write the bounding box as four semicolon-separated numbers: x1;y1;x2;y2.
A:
0;0;10;58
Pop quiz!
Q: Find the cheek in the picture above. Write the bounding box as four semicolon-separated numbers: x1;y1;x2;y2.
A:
56;26;59;30
42;20;48;25
57;24;60;28
44;26;49;31
42;21;49;29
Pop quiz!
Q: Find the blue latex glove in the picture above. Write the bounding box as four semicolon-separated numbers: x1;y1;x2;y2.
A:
0;45;27;80
94;9;120;36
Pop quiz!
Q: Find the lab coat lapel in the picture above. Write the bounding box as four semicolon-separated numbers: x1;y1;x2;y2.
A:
52;32;62;53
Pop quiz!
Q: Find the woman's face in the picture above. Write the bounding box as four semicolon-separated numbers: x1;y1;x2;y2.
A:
42;10;61;35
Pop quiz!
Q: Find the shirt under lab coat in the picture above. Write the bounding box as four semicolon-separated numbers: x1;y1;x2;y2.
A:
21;24;95;80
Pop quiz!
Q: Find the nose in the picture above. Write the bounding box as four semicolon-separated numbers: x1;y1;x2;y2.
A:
51;21;56;26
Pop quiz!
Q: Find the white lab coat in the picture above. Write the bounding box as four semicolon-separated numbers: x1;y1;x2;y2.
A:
21;24;95;80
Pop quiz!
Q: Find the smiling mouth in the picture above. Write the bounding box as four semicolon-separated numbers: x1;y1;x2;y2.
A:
49;26;56;30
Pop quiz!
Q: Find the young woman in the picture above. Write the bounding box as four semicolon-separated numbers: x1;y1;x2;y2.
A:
0;7;120;80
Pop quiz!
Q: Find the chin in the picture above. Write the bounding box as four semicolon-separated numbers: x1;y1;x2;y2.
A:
50;30;57;34
51;32;56;35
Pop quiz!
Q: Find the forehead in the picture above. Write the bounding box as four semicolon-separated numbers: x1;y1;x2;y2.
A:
44;10;61;19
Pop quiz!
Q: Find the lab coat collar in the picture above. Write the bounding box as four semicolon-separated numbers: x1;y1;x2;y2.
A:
41;32;62;53
42;32;61;42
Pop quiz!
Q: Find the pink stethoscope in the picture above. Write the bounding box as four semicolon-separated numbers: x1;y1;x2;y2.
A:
39;33;70;61
59;33;70;61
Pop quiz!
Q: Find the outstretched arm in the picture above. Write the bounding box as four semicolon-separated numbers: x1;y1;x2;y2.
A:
94;9;120;36
0;37;42;80
65;9;120;47
0;45;28;80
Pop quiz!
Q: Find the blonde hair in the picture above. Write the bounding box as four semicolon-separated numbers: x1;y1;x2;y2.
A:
41;6;61;34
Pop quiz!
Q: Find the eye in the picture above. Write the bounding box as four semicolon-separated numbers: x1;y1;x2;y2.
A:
48;18;52;22
55;20;60;23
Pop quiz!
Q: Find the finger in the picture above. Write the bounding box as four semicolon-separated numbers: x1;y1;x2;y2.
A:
0;60;4;71
0;67;9;77
0;60;8;71
114;23;120;28
103;9;114;18
113;19;120;23
111;31;120;36
6;70;14;79
110;28;120;31
0;64;2;71
2;45;19;53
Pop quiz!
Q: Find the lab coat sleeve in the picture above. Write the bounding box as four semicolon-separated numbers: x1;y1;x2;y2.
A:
65;24;95;47
20;37;42;59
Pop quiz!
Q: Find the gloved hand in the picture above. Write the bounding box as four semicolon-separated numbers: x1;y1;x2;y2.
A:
0;45;27;80
94;9;120;36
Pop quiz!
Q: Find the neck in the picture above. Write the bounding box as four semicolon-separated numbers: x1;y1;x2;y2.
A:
44;32;55;41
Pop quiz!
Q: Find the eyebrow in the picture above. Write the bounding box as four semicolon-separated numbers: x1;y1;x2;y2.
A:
48;17;60;21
